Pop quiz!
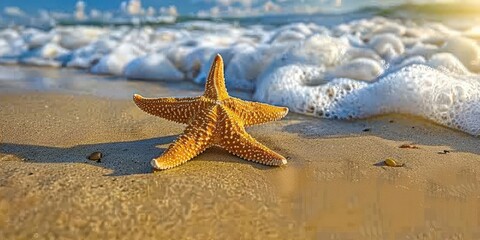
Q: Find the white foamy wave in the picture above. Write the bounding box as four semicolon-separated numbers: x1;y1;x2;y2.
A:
254;64;480;135
1;17;480;135
91;42;145;75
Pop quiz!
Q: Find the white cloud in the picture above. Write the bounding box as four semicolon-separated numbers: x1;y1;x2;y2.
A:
127;0;142;15
263;1;282;12
75;1;86;20
217;0;232;6
159;6;178;16
210;6;221;16
215;0;254;8
4;6;25;17
197;0;287;17
335;0;342;8
146;6;156;16
90;9;102;19
120;1;127;12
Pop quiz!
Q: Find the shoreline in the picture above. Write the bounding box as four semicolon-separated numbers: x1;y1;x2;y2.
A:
1;91;479;238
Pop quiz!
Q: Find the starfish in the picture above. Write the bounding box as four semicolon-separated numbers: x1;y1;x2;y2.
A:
133;54;289;170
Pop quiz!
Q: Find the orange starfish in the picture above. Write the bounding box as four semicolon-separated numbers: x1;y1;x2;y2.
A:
133;54;289;170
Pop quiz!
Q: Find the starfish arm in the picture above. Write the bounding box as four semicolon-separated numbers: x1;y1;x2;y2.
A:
133;94;201;124
224;98;289;126
151;107;217;170
216;109;287;166
203;54;229;101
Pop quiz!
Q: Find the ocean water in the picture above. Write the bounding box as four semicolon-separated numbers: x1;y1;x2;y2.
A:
1;3;480;136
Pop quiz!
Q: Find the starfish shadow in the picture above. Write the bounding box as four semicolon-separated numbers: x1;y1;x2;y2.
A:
1;135;277;176
0;136;177;176
197;147;275;171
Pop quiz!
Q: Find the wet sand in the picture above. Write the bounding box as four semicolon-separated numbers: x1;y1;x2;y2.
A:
1;72;480;239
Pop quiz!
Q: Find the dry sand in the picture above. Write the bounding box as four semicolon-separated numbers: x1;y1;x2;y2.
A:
1;89;480;239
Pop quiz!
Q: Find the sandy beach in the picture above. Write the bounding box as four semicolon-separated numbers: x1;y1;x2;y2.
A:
1;77;480;239
2;0;480;238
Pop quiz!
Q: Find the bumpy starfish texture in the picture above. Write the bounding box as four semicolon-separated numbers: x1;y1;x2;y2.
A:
133;54;288;170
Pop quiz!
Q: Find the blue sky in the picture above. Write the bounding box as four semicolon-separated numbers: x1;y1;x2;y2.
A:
0;0;473;17
0;0;392;15
0;1;184;14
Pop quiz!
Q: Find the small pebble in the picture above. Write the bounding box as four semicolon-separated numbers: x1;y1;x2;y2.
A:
389;120;394;123
87;151;103;161
399;144;419;149
384;158;405;167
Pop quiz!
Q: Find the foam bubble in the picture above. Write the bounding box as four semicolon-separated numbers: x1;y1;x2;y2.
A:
57;27;105;50
441;36;480;72
22;28;55;49
405;43;438;59
427;52;470;75
267;23;325;44
372;22;406;36
223;44;282;90
67;38;118;68
19;42;69;67
0;39;10;56
369;33;405;60
281;34;349;67
329;58;383;81
124;53;184;81
0;29;26;59
91;43;144;75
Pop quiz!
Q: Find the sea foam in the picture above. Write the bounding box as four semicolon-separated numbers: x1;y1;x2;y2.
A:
1;17;480;135
254;64;480;136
